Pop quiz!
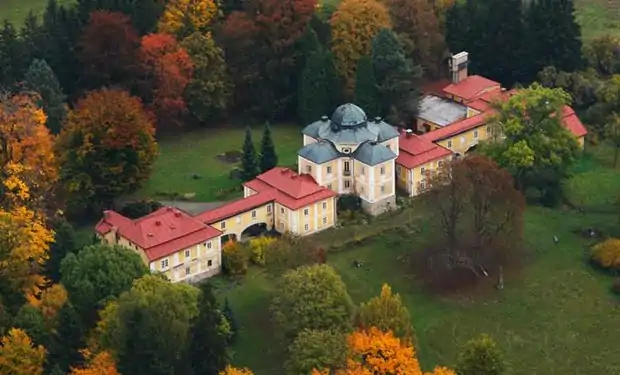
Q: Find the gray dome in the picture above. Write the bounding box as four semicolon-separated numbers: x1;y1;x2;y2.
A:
331;103;367;129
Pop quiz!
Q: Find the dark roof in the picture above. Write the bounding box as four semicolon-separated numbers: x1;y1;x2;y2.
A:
354;141;397;166
331;103;367;128
298;141;342;164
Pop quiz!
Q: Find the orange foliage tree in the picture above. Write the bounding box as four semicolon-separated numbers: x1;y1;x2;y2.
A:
69;350;120;375
139;33;194;129
219;366;255;375
158;0;218;38
0;328;46;375
31;283;68;322
57;88;157;212
312;327;456;375
0;93;58;210
330;0;391;94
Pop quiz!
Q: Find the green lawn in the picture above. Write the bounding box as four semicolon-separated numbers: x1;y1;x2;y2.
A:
575;0;620;40
0;0;74;25
131;125;302;202
215;144;620;375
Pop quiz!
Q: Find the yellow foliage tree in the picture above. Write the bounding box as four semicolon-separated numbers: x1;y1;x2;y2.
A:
249;236;276;266
69;350;120;375
0;206;54;302
329;0;391;94
32;283;68;322
591;238;620;270
158;0;218;38
0;328;46;375
219;366;255;375
0;93;58;209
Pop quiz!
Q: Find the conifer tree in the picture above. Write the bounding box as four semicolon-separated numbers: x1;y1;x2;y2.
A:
223;298;238;344
23;59;67;134
354;55;381;118
240;127;259;181
0;20;26;89
298;48;333;125
259;121;278;173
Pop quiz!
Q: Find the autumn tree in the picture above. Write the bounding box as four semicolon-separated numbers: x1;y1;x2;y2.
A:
69;350;120;375
259;121;278;173
419;155;525;290
33;283;69;324
357;284;414;341
480;83;580;205
60;244;148;328
264;233;324;276
354;55;381;118
271;264;354;339
138;33;194;129
79;11;140;90
384;0;445;77
286;329;347;375
76;0;165;34
22;59;67;134
95;275;200;375
220;366;254;375
221;0;317;118
0;328;46;375
455;334;505;375
181;32;232;123
330;0;391;95
240;127;258;181
57;88;157;212
158;0;218;39
0;93;58;209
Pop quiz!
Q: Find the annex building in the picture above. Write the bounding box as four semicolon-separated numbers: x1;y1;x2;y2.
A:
95;51;588;283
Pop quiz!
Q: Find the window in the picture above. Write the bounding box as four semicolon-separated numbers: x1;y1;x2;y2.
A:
306;165;312;173
447;140;453;148
280;207;285;214
344;161;350;172
322;201;327;210
236;216;241;224
323;217;327;224
381;185;385;194
267;205;272;213
252;210;257;218
206;242;212;249
161;259;169;269
380;166;385;175
386;144;390;150
438;160;444;168
474;130;479;139
304;224;309;231
185;250;190;258
221;221;226;229
327;183;332;190
486;125;491;134
327;166;332;174
185;267;191;275
344;180;351;188
207;260;212;267
420;167;426;175
361;167;365;175
304;209;309;216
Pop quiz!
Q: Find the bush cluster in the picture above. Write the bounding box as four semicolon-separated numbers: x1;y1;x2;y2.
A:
590;238;620;271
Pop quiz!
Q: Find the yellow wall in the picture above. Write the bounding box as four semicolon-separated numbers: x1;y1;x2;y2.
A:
210;202;275;240
397;154;452;197
436;124;489;155
298;157;318;177
371;160;394;200
289;197;336;235
353;159;370;200
577;136;585;149
416;118;442;133
466;107;480;118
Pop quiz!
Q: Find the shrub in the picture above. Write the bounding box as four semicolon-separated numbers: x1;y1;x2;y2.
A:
249;236;276;266
590;238;620;271
222;240;247;277
337;194;361;212
612;278;620;295
120;200;163;218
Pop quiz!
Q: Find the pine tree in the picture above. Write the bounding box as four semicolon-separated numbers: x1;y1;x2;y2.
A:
0;20;26;89
259;121;278;173
223;298;238;344
354;55;381;118
298;48;334;125
240;126;259;181
23;59;67;134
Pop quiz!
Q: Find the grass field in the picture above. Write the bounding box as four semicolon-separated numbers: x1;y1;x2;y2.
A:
213;143;620;375
0;0;73;25
131;125;301;202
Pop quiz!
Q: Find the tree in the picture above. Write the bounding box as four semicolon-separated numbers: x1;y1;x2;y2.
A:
298;44;341;125
138;33;194;129
455;334;505;375
79;11;140;90
95;275;200;375
285;329;347;375
48;303;85;373
330;0;391;94
57;88;158;212
371;28;421;125
419;156;525;290
0;93;58;210
264;233;324;276
222;298;238;344
33;284;69;324
158;0;218;39
384;0;445;77
181;32;232;123
584;35;620;76
240;127;259;181
605;113;620;168
220;366;254;375
0;328;46;375
270;264;354;339
0;206;54;304
44;217;78;283
189;282;231;375
60;244;148;327
479;83;580;204
69;350;120;375
259;121;278;172
76;0;165;34
0;20;26;89
22;59;67;134
13;305;51;347
356;284;413;341
222;239;248;276
354;55;381;118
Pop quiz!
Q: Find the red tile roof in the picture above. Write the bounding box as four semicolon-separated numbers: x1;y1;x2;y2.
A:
443;75;501;101
562;106;588;138
421;113;490;142
254;167;325;199
397;132;452;168
195;190;277;224
95;207;222;262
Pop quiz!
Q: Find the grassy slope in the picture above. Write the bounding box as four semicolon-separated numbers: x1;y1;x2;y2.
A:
0;0;74;25
217;144;620;375
575;0;620;40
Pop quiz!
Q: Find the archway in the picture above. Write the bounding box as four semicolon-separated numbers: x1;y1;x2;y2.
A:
240;223;268;242
465;144;478;155
221;233;238;246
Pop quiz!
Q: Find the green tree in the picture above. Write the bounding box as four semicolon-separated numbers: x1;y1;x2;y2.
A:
189;282;231;375
456;334;505;375
97;275;200;375
222;298;238;344
22;59;67;134
13;305;50;348
285;329;347;375
371;28;421;126
584;35;620;76
44;216;78;283
60;244;148;327
259;121;278;172
181;32;232;123
354;55;381;118
298;47;341;125
240;126;259;181
76;0;164;34
47;303;84;373
606;114;620;168
356;284;414;341
479;83;580;205
0;20;26;88
270;264;354;339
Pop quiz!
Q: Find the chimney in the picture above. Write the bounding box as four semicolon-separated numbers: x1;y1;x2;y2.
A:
374;116;382;123
450;51;469;84
155;220;161;226
321;115;329;122
405;129;413;138
174;211;181;217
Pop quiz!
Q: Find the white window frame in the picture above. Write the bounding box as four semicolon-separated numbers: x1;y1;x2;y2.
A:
221;221;226;229
447;140;453;148
206;242;212;249
252;210;257;219
306;165;312;173
161;259;169;269
380;166;385;175
323;217;327;224
344;180;351;188
304;224;309;231
185;267;191;275
474;130;479;139
267;205;272;213
304;208;309;216
184;249;190;258
322;201;327;210
327;166;332;174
